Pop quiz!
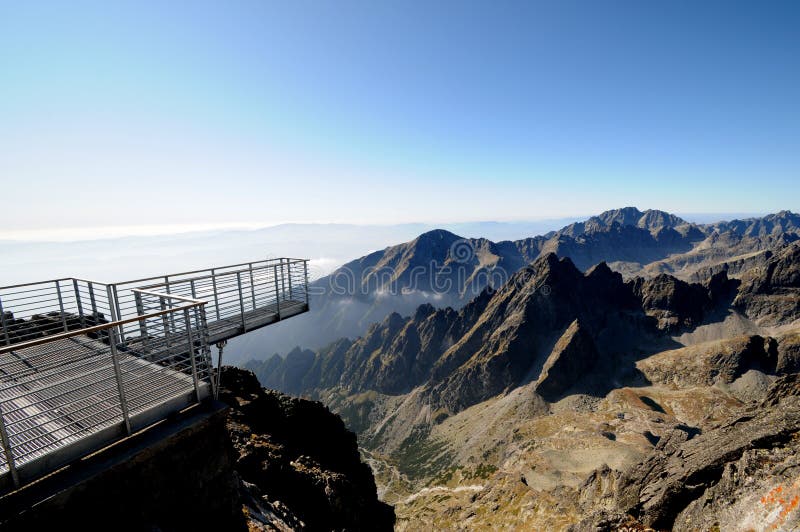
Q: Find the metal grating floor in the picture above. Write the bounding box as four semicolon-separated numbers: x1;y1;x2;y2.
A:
0;337;209;477
206;299;308;344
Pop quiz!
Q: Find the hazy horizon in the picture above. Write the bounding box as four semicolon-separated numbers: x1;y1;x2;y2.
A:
0;209;776;243
0;207;788;286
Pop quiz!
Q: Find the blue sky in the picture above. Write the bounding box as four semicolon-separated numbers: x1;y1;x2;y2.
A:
1;1;798;236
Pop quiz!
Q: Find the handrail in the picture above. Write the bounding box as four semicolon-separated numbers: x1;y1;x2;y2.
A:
0;298;204;355
131;288;207;305
0;258;308;291
110;258;306;286
134;262;305;291
0;277;73;291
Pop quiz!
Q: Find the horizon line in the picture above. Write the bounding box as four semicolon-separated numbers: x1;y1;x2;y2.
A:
0;209;782;244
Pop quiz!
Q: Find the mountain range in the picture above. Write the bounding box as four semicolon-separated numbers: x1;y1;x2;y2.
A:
238;206;800;529
230;208;800;360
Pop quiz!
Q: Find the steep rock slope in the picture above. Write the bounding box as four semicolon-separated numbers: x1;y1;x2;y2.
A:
533;319;601;402
219;367;395;531
636;334;777;388
250;254;730;416
734;240;800;325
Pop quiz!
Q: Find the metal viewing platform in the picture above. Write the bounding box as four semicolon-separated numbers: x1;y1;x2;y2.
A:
0;258;309;493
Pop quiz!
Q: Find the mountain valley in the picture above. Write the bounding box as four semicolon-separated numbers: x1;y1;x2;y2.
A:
242;208;800;529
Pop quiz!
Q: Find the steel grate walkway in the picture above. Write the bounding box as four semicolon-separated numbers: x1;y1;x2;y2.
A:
0;257;309;492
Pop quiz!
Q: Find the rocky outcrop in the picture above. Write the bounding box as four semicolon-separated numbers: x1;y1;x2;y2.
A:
612;375;800;530
630;274;713;332
427;254;648;412
637;334;778;388
734;241;800;325
776;330;800;374
219;367;395;531
533;320;600;402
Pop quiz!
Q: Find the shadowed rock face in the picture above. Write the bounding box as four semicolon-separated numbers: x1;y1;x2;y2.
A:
734;241;800;325
777;330;800;374
218;367;395;531
250;253;729;414
630;274;712;332
637;334;778;388
533;319;600;402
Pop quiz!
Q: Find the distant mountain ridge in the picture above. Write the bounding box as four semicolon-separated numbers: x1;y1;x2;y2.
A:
553;207;690;238
249;242;800;414
229;208;799;360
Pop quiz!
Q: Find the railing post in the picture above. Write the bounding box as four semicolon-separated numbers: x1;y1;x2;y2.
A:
274;265;282;320
88;282;98;322
214;340;226;400
236;272;247;332
160;296;173;360
108;328;132;435
112;285;125;342
106;286;122;346
164;276;176;332
0;296;10;346
248;263;256;310
280;259;287;302
304;260;309;306
55;280;68;332
289;260;294;300
0;404;19;488
194;304;216;398
134;291;149;353
184;308;202;403
211;269;221;321
73;279;86;328
190;280;201;330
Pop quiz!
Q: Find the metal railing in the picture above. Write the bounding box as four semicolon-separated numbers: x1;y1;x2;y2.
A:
0;291;212;491
0;277;113;347
123;258;309;343
0;258;309;349
0;257;309;493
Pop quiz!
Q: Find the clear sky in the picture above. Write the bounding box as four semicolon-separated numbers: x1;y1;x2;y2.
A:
1;1;798;236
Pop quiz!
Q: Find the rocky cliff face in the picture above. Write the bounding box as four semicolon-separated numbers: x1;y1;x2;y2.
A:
734;241;800;325
569;374;800;531
219;366;395;531
249;253;728;414
533;319;600;402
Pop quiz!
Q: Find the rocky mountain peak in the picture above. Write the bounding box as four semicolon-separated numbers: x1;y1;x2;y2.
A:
637;209;687;231
411;228;462;251
584;261;616;281
413;302;437;321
